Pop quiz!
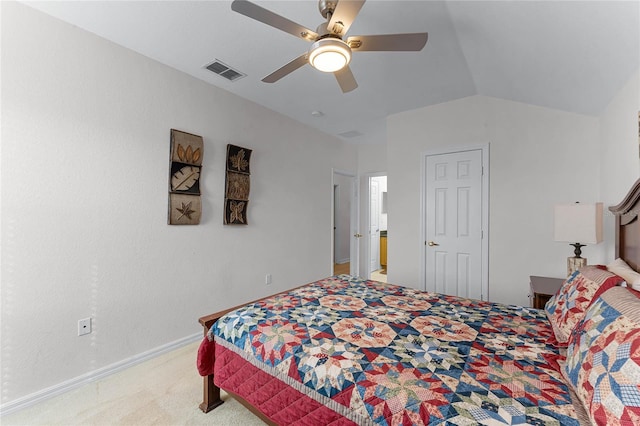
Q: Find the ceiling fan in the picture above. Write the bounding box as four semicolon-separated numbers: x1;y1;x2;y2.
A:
231;0;429;93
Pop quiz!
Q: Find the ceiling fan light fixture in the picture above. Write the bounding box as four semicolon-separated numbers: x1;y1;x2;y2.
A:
308;38;352;73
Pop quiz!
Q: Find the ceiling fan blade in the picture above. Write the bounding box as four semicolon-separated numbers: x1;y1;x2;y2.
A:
328;0;366;37
334;66;358;93
262;54;308;83
347;32;428;51
231;0;318;42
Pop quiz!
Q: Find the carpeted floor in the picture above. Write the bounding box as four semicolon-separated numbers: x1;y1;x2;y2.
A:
2;341;265;425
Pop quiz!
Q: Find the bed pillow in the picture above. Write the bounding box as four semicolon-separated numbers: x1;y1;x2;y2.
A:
562;286;640;425
607;258;640;290
545;265;623;343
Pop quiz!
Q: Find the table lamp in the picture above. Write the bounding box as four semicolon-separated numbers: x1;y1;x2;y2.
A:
554;202;603;276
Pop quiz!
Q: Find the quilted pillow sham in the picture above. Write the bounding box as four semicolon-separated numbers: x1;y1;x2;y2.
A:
562;286;640;425
607;258;640;290
545;265;623;343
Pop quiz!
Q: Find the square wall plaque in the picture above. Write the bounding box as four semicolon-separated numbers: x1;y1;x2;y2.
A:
169;193;201;225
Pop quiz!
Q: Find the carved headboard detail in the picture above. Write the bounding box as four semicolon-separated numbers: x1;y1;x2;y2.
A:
609;178;640;271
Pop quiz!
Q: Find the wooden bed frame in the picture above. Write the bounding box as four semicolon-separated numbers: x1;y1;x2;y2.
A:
198;177;640;420
609;178;640;271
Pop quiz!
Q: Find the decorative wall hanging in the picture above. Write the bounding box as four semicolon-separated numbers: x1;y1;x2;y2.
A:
224;144;252;225
168;129;203;225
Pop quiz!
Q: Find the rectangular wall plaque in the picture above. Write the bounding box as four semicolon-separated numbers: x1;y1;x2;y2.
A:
224;144;252;225
169;129;204;225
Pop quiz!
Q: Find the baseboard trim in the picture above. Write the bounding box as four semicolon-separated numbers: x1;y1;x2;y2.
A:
0;332;202;417
335;258;350;265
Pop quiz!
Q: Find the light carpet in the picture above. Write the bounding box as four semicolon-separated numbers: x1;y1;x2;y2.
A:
2;341;265;425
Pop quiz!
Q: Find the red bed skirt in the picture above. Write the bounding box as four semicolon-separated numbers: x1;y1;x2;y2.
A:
213;340;358;425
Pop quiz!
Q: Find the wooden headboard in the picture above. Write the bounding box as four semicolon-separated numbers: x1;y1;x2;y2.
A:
609;178;640;271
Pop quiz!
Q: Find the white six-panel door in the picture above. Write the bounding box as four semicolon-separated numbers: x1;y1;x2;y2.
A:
425;149;484;299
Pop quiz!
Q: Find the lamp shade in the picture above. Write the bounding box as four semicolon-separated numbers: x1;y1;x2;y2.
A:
554;202;603;244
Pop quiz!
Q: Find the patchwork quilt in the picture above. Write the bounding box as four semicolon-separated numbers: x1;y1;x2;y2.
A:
209;275;582;425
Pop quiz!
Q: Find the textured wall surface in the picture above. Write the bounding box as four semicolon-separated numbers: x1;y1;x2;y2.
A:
1;1;356;404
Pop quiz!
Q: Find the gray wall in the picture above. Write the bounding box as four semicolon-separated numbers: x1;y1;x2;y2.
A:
1;2;357;405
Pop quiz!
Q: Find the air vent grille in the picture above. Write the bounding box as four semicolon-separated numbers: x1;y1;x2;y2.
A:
204;59;246;82
338;130;363;138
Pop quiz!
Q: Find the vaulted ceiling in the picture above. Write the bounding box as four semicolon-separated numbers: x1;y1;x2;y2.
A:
24;1;640;144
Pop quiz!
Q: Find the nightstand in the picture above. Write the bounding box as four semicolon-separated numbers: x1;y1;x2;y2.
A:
529;276;565;309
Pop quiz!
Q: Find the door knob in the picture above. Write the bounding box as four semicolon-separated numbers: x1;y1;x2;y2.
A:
427;241;439;246
354;233;363;238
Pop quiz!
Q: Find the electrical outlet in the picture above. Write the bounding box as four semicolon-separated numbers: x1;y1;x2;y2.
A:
265;274;272;285
78;318;92;336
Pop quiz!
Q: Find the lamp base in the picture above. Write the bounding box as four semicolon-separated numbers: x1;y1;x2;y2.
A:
567;257;587;276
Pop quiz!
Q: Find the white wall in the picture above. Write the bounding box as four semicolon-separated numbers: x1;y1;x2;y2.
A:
387;95;604;306
0;2;356;405
358;143;388;175
599;69;640;260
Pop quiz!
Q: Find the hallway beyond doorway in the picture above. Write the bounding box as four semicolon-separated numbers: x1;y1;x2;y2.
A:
334;262;350;275
333;263;387;283
371;269;387;282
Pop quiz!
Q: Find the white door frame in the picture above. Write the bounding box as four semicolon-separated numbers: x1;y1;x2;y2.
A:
360;171;387;279
331;169;359;276
370;179;380;273
419;144;490;299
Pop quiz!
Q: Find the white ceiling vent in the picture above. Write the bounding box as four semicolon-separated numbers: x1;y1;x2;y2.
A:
204;59;246;82
338;130;363;138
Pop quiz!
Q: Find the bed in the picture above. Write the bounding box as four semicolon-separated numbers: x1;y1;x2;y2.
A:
197;178;640;425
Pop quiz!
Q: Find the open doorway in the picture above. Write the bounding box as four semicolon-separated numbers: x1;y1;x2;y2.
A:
332;169;358;276
368;175;387;282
